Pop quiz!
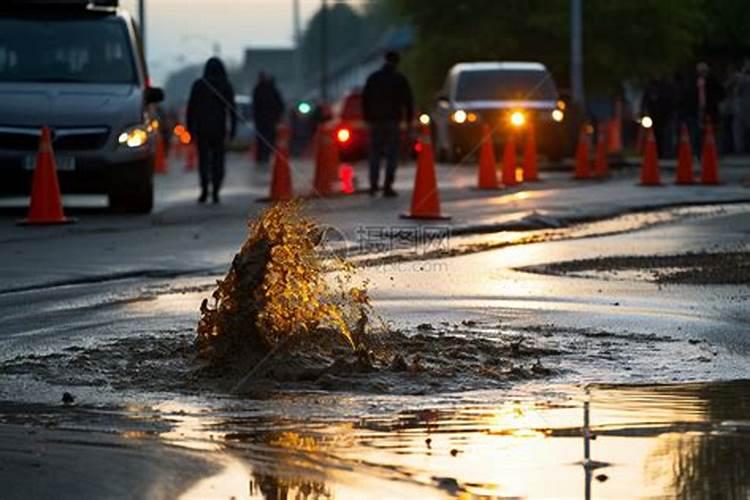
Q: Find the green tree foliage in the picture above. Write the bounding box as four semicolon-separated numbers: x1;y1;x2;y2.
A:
387;0;704;104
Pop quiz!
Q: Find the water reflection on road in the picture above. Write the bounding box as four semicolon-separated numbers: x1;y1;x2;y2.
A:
175;380;750;499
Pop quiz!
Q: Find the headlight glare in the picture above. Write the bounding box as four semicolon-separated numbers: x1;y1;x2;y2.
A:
118;126;149;148
552;109;564;122
452;109;467;124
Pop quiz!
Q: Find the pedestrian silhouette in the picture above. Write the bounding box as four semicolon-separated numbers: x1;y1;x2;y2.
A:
362;51;414;197
252;72;285;165
187;57;236;204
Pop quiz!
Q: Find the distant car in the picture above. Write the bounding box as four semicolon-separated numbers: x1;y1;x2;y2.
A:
433;62;568;163
332;89;417;162
0;0;164;213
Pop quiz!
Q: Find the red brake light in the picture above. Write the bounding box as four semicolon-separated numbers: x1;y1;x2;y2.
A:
336;128;351;143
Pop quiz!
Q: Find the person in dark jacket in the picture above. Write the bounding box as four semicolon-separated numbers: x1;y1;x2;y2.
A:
362;51;414;197
252;72;285;165
186;57;236;204
640;78;676;157
678;62;726;154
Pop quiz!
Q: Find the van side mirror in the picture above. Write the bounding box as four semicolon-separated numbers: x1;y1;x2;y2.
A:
144;87;165;104
437;96;450;109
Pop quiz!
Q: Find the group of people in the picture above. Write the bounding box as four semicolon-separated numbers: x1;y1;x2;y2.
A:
641;60;750;158
185;51;414;204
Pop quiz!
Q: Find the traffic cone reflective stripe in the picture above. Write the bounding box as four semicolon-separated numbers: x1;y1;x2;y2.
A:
501;133;517;186
401;125;450;220
593;127;609;178
639;128;661;186
574;125;591;179
523;125;539;182
675;123;694;185
18;126;75;225
269;125;293;201
477;124;499;189
701;123;720;185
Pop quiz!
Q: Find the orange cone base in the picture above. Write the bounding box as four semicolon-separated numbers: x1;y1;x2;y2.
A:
17;215;76;226
400;212;451;220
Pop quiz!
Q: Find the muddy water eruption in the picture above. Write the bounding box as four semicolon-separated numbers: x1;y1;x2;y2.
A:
197;202;371;369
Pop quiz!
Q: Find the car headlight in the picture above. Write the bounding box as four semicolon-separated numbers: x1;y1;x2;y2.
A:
640;116;653;129
452;109;467;124
510;111;526;127
419;113;431;125
118;125;150;148
552;109;564;122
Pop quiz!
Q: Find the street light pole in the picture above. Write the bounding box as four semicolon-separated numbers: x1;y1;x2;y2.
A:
570;0;584;108
138;0;145;55
293;0;302;99
320;0;328;103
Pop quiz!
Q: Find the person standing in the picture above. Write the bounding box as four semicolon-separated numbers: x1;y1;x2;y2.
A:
362;51;414;197
252;72;285;165
641;78;676;157
186;57;236;204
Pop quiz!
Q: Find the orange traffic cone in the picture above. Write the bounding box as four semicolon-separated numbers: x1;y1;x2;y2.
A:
675;123;694;185
184;142;196;172
477;124;499;189
501;133;518;186
401;125;450;220
593;127;609;178
154;134;167;174
268;125;293;201
574;125;591;179
639;127;661;186
701;123;720;185
313;124;338;196
18;126;75;225
523;124;539;182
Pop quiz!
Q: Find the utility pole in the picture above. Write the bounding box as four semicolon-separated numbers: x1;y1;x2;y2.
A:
320;0;328;103
570;0;584;108
293;0;303;99
138;0;145;55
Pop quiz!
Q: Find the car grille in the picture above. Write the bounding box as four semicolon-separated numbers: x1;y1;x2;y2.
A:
0;127;110;152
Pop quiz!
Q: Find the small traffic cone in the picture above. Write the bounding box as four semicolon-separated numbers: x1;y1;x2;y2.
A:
501;133;518;186
701;123;720;185
18;126;75;225
573;125;591;179
523;124;539;182
154;134;167;174
268;124;293;201
639;127;661;186
593;127;609;178
401;124;450;220
477;124;500;189
184;142;196;172
313;124;336;196
675;123;694;185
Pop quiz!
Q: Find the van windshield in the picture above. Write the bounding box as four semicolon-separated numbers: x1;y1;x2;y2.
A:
0;17;137;84
455;69;558;101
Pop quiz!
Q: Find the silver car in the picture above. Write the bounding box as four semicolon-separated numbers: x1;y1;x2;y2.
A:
0;0;164;213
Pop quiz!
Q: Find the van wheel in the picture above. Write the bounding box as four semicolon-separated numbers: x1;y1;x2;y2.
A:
109;179;154;214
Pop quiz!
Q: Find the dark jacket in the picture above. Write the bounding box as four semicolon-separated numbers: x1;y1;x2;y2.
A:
252;79;285;130
187;58;236;144
677;72;725;122
362;63;414;123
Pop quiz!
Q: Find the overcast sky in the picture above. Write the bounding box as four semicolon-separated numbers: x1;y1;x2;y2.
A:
118;0;330;84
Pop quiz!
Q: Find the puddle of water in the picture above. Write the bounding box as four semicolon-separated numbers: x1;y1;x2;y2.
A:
172;380;750;499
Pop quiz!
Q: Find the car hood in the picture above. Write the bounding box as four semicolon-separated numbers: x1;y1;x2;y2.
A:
0;83;142;127
452;100;557;110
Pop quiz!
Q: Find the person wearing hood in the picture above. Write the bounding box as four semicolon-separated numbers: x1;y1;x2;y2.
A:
252;72;285;165
187;57;236;204
362;50;414;197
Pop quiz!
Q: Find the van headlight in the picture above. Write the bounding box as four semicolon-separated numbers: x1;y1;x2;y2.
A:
551;109;564;122
118;125;150;148
451;109;467;124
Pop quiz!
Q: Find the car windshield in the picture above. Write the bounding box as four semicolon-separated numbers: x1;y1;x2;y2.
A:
0;17;137;84
455;69;558;101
